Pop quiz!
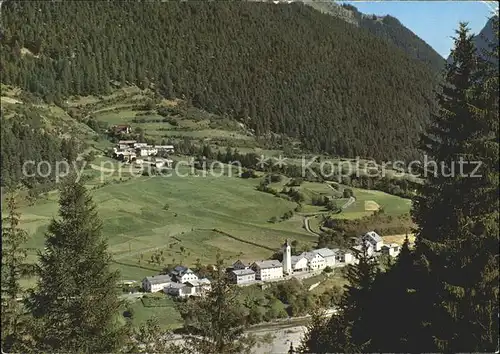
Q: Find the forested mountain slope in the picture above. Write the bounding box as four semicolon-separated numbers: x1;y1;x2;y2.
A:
304;2;445;72
1;1;438;161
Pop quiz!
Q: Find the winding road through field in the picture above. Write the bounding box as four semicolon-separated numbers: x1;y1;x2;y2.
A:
303;216;321;236
302;183;356;236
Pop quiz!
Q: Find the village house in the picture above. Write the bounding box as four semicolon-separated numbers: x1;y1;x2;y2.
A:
164;278;212;298
303;252;326;271
187;278;212;294
290;254;309;272
229;269;256;285
363;231;383;251
134;142;148;148
137;146;158;157
118;140;137;147
164;282;193;297
251;260;283;281
142;274;172;292
113;148;136;162
155;145;175;153
312;248;337;268
381;243;401;258
333;249;357;265
231;260;249;270
170;266;199;283
352;241;375;257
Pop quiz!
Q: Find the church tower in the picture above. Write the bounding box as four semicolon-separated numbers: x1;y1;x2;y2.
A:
282;239;292;275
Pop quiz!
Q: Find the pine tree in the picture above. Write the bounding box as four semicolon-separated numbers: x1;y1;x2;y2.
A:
301;243;377;352
26;175;126;353
367;236;427;352
412;21;499;352
1;191;30;352
177;254;258;354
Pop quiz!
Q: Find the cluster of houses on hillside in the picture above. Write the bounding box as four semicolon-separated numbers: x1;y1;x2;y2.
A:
112;139;174;166
142;265;211;297
354;231;403;258
141;231;405;294
227;231;403;286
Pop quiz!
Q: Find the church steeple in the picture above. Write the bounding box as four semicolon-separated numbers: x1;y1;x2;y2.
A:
282;239;292;275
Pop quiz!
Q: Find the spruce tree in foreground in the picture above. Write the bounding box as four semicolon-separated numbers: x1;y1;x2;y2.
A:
27;176;126;353
1;192;30;352
300;243;377;352
412;20;499;352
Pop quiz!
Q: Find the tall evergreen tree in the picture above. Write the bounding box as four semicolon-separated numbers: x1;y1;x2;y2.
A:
1;191;30;352
367;236;426;352
301;243;377;352
26;175;126;353
412;21;499;352
177;254;257;354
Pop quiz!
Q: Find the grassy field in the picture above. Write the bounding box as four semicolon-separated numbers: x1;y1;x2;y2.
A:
266;177;411;219
330;187;411;219
382;233;416;245
17;169;317;281
125;294;183;329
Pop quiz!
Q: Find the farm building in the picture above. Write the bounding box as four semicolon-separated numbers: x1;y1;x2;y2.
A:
381;243;401;258
363;231;383;251
312;248;337;268
229;269;256;285
142;274;172;292
170;266;199;283
251;260;283;281
290;255;308;272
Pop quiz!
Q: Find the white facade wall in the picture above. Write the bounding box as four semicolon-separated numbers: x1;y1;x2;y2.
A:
323;255;336;268
344;252;357;265
389;247;400;257
256;266;283;281
308;254;326;271
292;257;308;271
143;280;171;293
180;272;198;283
235;274;255;284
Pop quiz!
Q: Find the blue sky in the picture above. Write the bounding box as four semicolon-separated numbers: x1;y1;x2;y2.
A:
341;1;496;58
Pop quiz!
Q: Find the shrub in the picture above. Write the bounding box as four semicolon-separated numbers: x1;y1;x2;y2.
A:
323;266;333;274
343;188;354;198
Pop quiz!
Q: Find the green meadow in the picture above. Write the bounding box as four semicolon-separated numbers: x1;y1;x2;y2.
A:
18;170;317;281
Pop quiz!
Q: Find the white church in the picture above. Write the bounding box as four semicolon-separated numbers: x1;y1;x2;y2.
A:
229;240;357;284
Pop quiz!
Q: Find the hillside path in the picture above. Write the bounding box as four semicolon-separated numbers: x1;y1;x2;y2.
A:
303;216;321;236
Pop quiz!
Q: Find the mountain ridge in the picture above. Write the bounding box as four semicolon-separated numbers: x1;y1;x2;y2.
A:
303;1;445;72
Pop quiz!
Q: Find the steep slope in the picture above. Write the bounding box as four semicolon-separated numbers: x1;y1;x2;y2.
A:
305;1;445;72
474;16;497;55
0;1;438;161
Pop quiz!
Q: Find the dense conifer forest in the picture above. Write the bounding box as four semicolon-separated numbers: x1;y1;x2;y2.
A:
1;1;439;161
